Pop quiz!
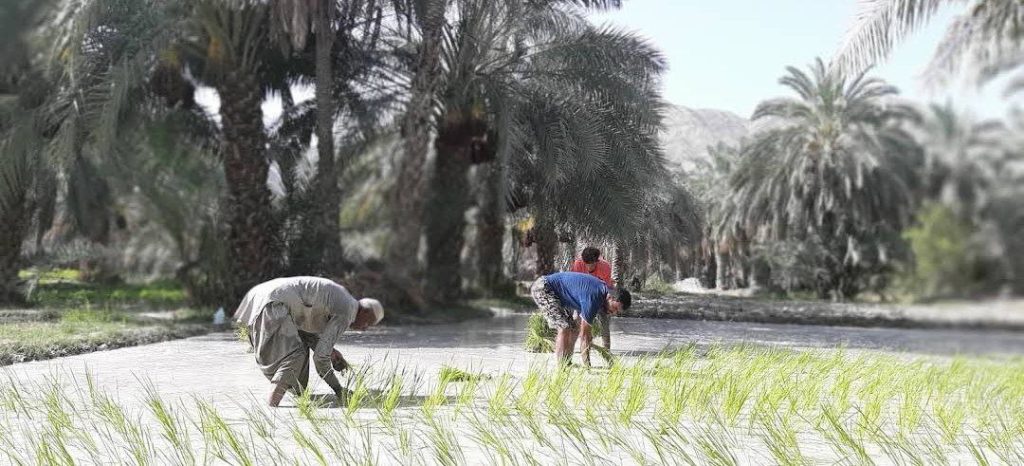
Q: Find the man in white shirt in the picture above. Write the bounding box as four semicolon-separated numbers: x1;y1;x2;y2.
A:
234;276;384;407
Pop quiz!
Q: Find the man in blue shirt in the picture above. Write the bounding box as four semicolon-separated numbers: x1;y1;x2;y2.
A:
530;272;632;367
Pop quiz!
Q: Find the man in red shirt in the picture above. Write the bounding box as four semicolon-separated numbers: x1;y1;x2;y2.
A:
570;247;614;349
570;247;613;287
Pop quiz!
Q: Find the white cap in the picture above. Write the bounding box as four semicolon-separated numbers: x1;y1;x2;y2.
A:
359;298;384;325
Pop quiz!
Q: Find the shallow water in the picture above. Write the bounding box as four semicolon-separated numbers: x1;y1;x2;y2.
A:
346;311;1024;357
3;311;1022;413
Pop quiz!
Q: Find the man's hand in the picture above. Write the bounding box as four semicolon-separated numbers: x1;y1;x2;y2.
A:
331;349;349;372
334;387;352;404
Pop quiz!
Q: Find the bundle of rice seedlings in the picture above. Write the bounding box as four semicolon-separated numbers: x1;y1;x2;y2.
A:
235;323;253;353
592;344;615;367
438;366;491;382
525;314;555;353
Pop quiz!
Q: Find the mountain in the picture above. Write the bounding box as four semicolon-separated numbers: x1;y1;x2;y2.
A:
660;105;749;172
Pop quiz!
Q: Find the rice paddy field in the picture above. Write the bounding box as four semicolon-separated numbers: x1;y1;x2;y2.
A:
2;313;1023;465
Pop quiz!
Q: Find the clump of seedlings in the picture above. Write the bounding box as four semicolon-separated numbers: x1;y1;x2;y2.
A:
437;365;490;383
524;314;555;353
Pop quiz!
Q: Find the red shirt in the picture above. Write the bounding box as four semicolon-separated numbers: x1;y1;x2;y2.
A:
570;258;614;288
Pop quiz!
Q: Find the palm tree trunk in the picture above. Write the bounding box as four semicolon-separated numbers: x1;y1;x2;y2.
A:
0;197;30;305
424;126;472;303
714;242;728;291
218;72;279;300
475;161;507;296
534;209;557;277
387;5;445;279
312;0;342;275
612;240;629;287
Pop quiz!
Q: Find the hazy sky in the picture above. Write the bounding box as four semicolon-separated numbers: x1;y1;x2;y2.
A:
590;0;1022;118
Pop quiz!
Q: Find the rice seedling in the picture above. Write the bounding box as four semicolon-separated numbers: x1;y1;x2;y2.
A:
591;343;615;367
93;390;154;465
759;414;808;466
658;423;702;465
467;410;517;464
896;386;924;437
598;361;628;409
0;375;31;416
143;381;196;465
239;403;288;463
933;396;967;444
292;425;328;466
965;435;992;466
352;424;379;466
608;424;650;465
520;412;555;450
422;368;455;420
818;403;873;465
345;372;371;421
376;373;404;426
424;414;465;466
694;421;739;466
720;372;754;426
919;425;953;465
486;373;516;420
980;412;1024;465
514;365;544;419
617;363;648;425
196;399;254;466
543;365;573;421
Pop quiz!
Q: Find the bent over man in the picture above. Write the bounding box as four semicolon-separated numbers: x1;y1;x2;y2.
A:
531;271;631;367
234;276;384;407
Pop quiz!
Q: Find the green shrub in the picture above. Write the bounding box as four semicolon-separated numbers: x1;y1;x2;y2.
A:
901;203;991;299
31;281;187;309
641;275;674;295
61;308;124;324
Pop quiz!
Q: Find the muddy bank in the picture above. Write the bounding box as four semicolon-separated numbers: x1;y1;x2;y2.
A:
626;293;1024;331
0;324;215;366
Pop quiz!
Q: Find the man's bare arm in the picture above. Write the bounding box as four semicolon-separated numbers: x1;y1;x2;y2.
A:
578;319;593;368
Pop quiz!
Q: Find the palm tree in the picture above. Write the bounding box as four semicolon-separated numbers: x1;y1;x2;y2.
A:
0;0;155;300
689;142;743;289
836;0;1024;87
269;0;386;275
420;0;666;302
0;75;50;303
386;0;449;282
269;0;341;275
913;103;1004;220
268;0;388;275
729;58;920;300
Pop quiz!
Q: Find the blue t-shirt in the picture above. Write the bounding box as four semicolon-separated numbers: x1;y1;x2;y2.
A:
544;272;608;324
